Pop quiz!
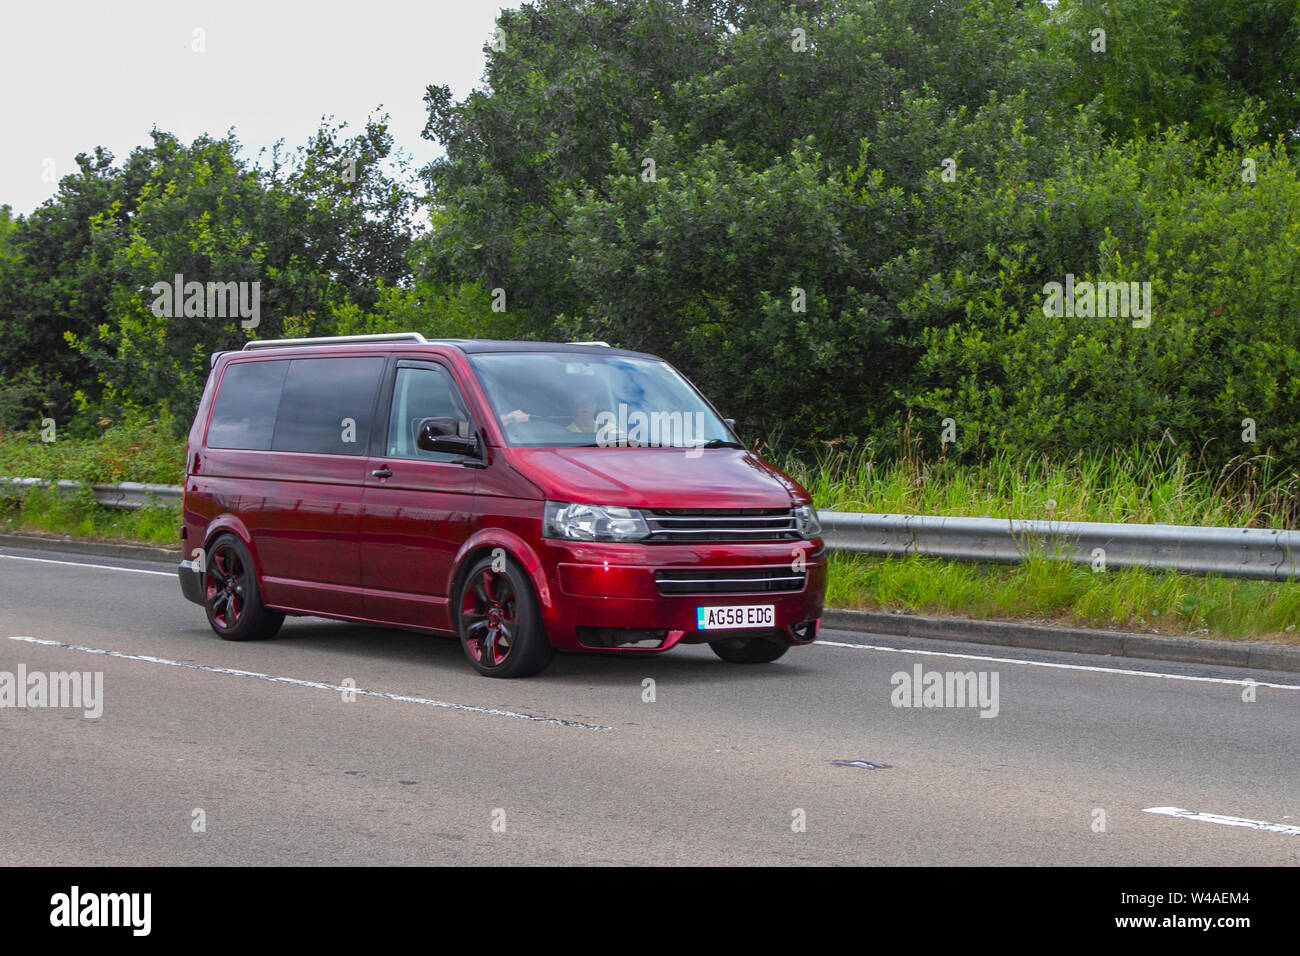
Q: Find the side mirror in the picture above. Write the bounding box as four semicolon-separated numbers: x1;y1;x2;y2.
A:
417;417;479;457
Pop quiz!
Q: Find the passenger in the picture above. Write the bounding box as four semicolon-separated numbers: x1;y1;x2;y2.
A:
566;387;599;432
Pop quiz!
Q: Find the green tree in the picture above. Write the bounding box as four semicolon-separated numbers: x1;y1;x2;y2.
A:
420;0;1068;439
0;115;421;424
910;131;1300;464
0;204;15;256
1049;0;1300;145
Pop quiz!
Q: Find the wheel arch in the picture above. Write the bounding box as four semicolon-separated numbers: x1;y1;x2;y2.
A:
448;530;553;621
197;515;266;583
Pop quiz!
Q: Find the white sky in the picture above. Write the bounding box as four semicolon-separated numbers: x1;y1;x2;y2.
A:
1;0;520;216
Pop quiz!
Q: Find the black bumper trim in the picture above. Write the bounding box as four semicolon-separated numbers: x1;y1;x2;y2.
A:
178;560;204;606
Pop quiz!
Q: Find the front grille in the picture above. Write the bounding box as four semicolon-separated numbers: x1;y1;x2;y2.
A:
654;566;806;595
644;508;799;542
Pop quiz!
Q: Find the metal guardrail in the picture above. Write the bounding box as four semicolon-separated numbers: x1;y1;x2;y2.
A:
3;478;182;510
4;478;1298;580
818;512;1300;582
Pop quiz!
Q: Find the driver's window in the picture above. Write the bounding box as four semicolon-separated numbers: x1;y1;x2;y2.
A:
386;366;472;461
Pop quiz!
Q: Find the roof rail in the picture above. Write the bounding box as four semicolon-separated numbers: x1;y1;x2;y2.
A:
569;340;611;347
242;333;430;351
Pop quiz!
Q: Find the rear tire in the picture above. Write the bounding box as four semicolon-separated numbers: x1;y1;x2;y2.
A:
455;554;555;678
203;533;284;641
709;634;789;664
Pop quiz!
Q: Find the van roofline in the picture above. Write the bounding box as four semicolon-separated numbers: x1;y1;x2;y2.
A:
217;334;651;363
242;332;455;350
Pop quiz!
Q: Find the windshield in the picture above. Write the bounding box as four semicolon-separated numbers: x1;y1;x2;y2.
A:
470;352;736;449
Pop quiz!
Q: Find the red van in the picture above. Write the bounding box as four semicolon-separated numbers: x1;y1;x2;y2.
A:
177;334;826;677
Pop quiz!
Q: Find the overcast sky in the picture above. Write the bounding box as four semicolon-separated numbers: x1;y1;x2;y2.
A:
1;0;521;216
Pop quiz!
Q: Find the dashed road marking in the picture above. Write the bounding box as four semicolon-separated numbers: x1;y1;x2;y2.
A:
6;635;612;731
1143;806;1300;836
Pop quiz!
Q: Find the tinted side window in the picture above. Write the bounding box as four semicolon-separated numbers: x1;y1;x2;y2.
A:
206;360;289;450
270;357;385;456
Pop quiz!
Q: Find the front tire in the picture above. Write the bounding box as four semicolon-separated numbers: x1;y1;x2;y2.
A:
203;533;284;641
709;634;790;664
455;555;555;678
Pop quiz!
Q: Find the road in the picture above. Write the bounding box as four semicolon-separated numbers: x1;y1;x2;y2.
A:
1;542;1297;865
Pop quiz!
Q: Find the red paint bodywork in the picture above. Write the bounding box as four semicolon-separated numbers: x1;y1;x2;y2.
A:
181;342;826;652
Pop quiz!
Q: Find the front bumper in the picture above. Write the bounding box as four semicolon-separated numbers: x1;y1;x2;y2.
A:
537;539;826;652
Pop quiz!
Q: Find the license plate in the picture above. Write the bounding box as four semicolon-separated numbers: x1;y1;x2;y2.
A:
697;604;775;630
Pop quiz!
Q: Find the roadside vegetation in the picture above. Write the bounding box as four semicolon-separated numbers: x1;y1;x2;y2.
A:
794;440;1300;644
0;417;183;546
0;415;183;485
776;438;1300;529
4;1;1300;476
0;485;179;545
828;554;1300;645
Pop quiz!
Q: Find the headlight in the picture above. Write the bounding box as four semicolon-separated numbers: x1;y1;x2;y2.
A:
544;501;650;542
793;504;822;539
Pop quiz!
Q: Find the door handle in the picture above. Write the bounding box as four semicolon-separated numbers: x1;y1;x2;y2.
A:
371;467;392;479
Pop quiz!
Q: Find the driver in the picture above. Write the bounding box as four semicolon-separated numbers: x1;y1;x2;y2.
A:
500;384;601;432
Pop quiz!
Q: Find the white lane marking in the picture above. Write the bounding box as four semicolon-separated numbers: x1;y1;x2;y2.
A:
1143;806;1300;837
815;639;1300;690
7;636;611;731
0;554;173;577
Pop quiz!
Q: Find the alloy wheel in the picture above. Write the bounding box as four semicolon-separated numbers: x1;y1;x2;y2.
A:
205;544;246;631
461;567;517;667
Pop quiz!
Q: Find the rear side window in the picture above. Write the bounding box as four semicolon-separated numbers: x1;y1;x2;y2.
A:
206;360;289;450
270;357;385;456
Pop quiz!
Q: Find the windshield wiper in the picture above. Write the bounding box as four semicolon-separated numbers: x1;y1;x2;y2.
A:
700;439;745;449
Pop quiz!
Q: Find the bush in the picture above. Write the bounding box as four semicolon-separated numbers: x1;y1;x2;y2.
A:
908;131;1300;468
0;414;185;485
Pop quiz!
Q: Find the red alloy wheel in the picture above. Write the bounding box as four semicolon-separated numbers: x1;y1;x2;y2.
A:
460;567;518;667
204;543;247;631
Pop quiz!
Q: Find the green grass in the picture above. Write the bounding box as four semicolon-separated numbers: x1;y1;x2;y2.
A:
0;486;180;546
828;552;1300;644
776;441;1300;529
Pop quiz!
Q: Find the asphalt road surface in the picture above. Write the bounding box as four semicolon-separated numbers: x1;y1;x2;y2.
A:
1;543;1297;866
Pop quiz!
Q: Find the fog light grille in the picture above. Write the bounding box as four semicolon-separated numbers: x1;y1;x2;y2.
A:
576;627;670;649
